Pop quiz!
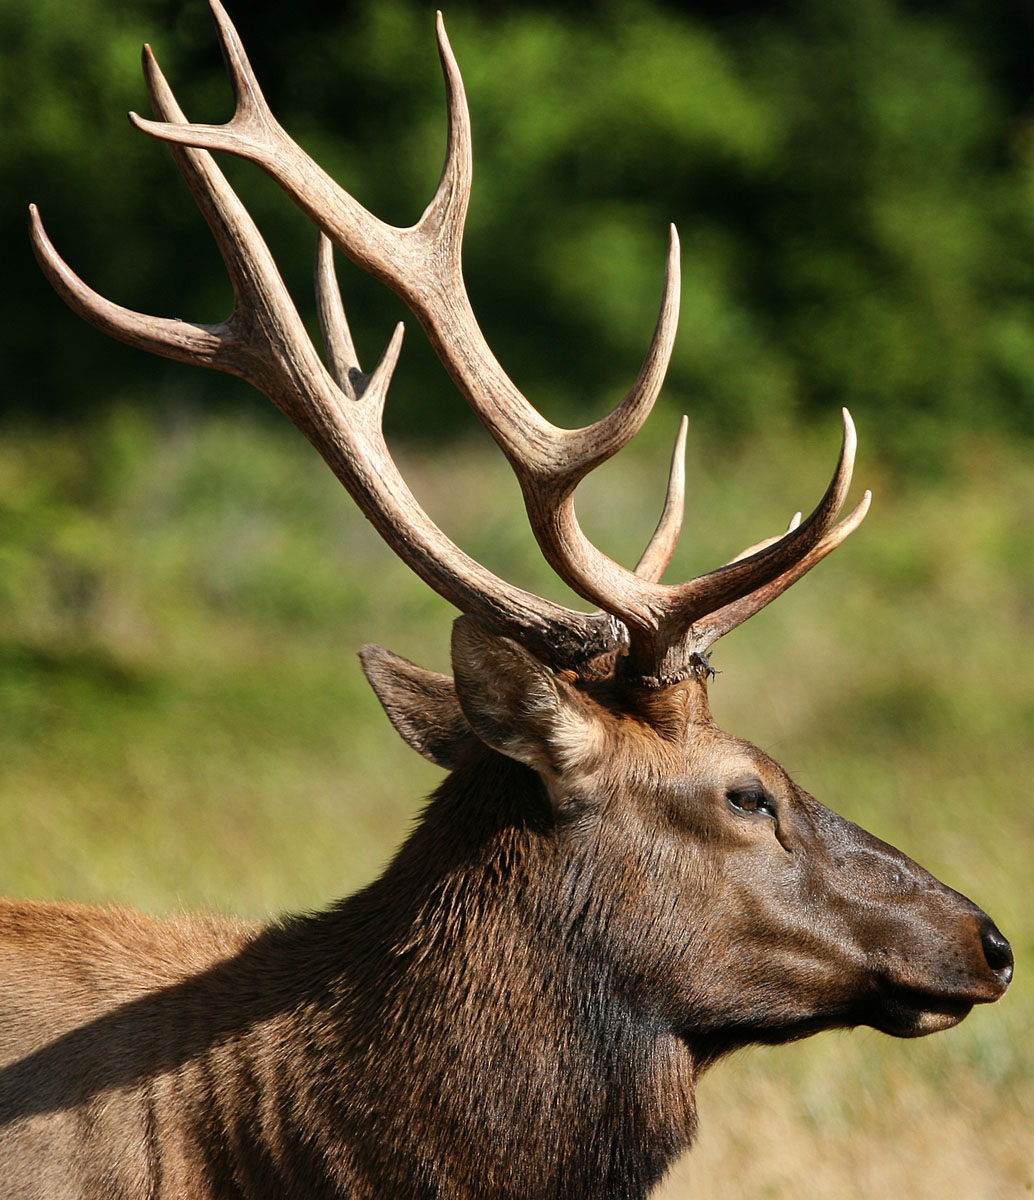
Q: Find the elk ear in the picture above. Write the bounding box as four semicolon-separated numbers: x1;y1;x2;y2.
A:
450;616;598;773
359;645;477;769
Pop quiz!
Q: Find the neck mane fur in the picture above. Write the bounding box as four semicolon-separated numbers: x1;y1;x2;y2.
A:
277;746;699;1198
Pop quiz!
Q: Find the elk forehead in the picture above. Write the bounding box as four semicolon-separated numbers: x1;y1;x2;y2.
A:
560;674;782;806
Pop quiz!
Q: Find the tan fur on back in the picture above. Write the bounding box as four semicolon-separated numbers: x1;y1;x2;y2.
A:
0;900;254;1050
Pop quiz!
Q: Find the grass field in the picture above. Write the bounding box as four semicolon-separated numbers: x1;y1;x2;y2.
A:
1;407;1030;1195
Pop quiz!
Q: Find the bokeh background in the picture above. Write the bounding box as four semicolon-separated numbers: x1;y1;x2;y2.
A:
2;0;1032;1194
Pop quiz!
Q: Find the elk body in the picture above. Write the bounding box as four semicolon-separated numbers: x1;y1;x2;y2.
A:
16;4;1013;1198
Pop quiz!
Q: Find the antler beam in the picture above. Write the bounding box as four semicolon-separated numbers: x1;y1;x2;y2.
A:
30;43;618;668
33;0;869;684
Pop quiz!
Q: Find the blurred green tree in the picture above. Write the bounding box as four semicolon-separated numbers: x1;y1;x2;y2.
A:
5;0;1034;455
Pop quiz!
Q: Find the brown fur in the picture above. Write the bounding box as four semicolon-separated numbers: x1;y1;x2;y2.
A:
0;619;1011;1198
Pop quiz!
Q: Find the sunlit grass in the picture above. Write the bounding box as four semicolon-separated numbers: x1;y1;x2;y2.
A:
1;407;1030;1194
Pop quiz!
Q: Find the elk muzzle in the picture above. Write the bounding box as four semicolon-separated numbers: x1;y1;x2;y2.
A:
865;890;1012;1037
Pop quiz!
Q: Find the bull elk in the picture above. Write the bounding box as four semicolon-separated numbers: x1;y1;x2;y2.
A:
17;3;1013;1197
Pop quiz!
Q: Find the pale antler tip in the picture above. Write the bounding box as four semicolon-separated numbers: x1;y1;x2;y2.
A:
140;45;165;92
27;203;53;264
664;227;682;296
27;202;48;246
837;406;857;467
365;322;407;409
840;490;872;534
666;225;681;273
379;320;407;372
27;204;46;252
670;415;688;474
436;11;452;51
128;110;174;140
314;232;332;278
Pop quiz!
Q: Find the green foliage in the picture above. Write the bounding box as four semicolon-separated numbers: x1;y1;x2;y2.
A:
5;0;1034;454
732;0;1034;457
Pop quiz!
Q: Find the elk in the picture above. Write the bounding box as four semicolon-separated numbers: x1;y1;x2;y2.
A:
17;3;1012;1197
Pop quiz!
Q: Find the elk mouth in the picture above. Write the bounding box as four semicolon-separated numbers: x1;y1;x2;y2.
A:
867;916;1013;1037
868;981;976;1039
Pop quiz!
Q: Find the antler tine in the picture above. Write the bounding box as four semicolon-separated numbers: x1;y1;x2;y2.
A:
35;26;628;669
29;205;224;368
547;227;682;487
724;510;803;567
31;46;297;390
691;489;872;652
425;18;681;488
314;231;406;422
205;0;277;135
30;47;252;371
415;12;474;257
634;416;688;582
314;233;361;397
615;408;864;681
39;6;872;687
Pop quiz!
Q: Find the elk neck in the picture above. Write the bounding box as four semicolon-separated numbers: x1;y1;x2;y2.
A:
252;743;700;1198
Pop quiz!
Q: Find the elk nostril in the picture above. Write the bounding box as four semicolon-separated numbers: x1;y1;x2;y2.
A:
980;922;1014;984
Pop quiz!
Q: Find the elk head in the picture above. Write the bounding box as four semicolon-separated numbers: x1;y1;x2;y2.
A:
30;0;1010;1109
411;616;1011;1056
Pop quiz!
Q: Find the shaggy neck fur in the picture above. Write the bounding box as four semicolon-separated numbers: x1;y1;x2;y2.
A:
241;747;699;1199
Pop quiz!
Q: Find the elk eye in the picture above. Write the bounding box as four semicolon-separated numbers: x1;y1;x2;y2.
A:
727;788;775;817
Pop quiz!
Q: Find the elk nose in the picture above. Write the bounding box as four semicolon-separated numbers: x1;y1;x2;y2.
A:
980;921;1013;985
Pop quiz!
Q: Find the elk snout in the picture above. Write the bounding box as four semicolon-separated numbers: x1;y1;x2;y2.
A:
947;909;1014;1003
916;904;1014;1006
867;905;1012;1039
831;821;1013;1004
979;918;1013;991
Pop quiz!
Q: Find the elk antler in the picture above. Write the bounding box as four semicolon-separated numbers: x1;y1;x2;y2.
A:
32;1;869;685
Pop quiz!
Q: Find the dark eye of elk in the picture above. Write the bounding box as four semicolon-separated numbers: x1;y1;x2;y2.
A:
727;787;776;818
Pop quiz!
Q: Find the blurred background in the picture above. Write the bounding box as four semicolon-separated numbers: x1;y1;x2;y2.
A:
2;0;1032;1194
